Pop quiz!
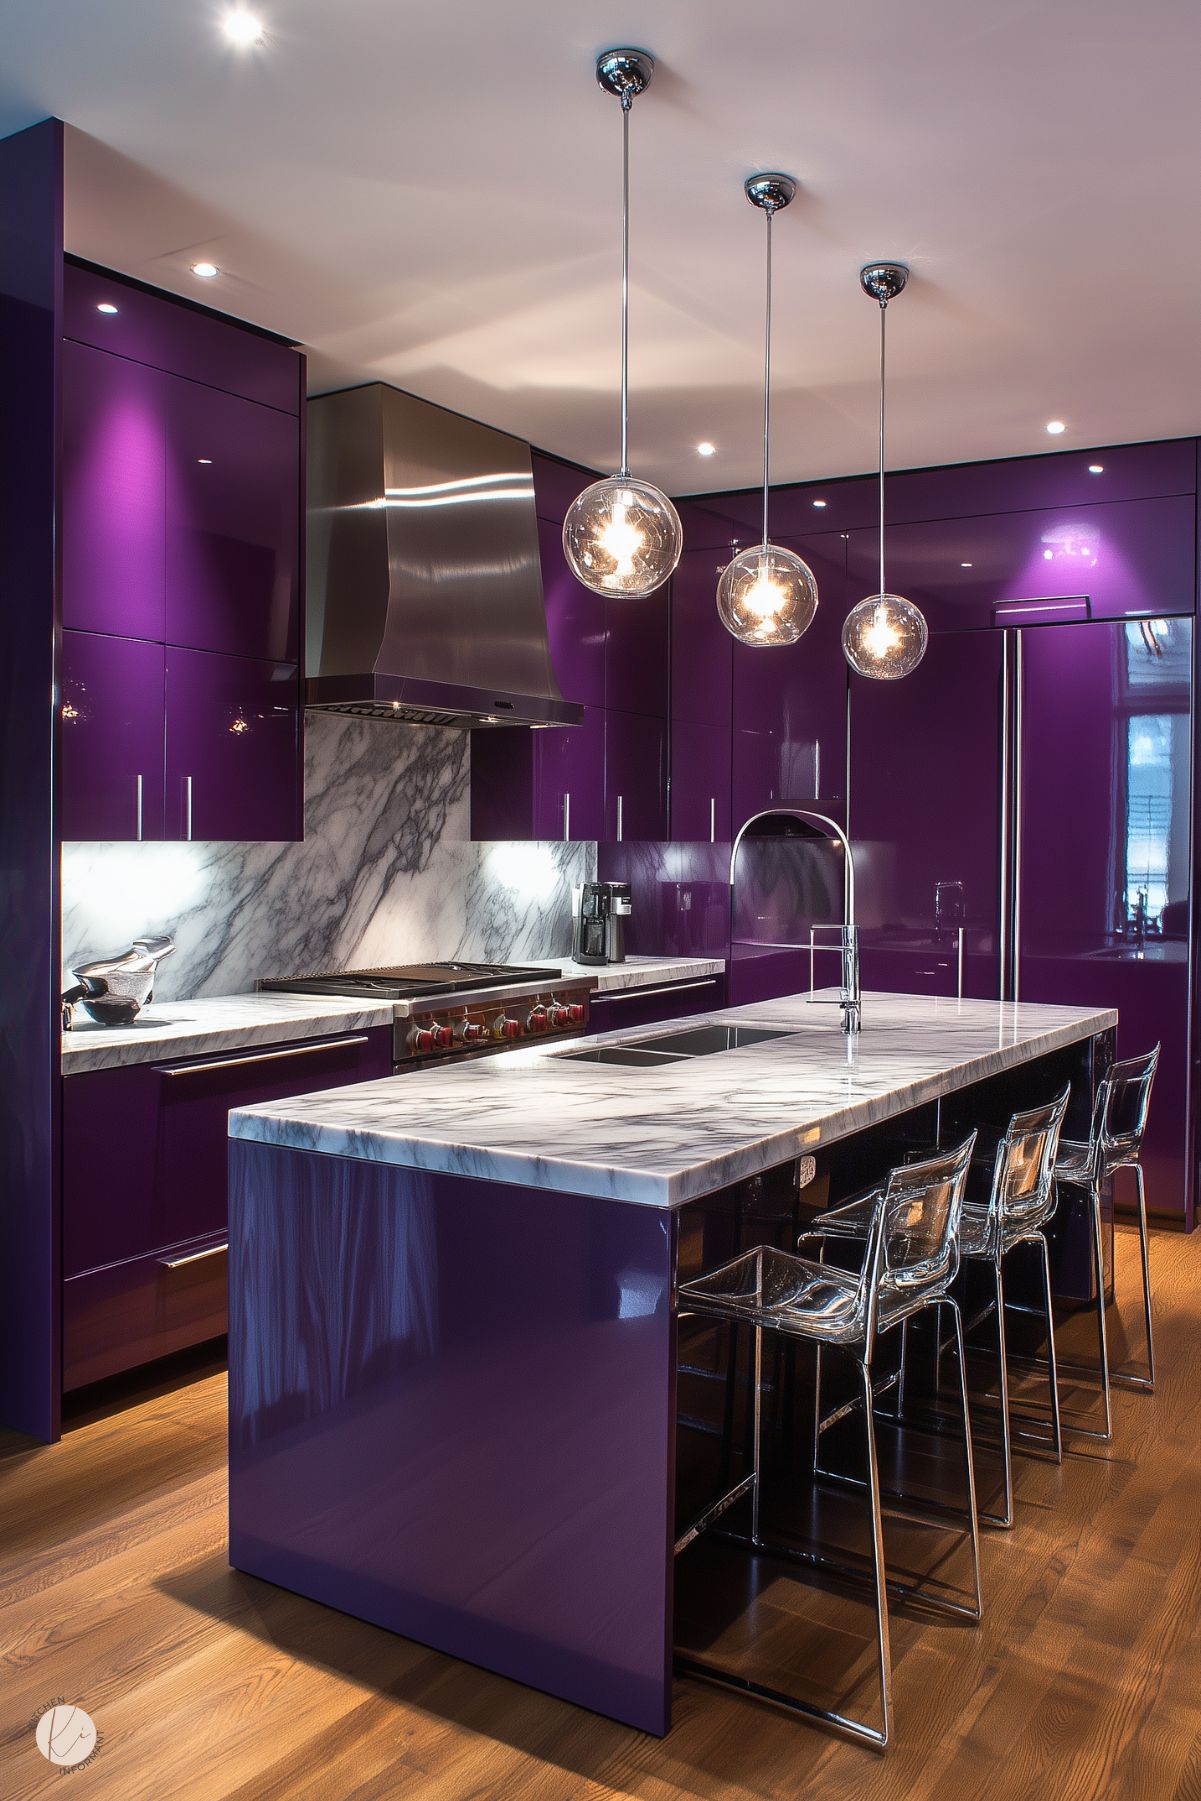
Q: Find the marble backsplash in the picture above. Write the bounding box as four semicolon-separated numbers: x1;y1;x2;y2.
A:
62;713;595;1001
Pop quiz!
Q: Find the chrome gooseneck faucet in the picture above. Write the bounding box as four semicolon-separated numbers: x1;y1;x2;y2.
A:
729;807;862;1034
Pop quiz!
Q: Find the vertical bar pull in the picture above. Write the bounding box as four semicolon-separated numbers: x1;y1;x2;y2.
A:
135;773;144;842
957;925;965;1001
1012;632;1024;1003
710;797;716;844
999;632;1012;999
617;794;624;842
563;791;571;842
184;774;194;842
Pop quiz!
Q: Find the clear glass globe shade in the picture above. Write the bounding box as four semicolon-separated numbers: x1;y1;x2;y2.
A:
562;476;683;598
842;592;928;679
716;543;819;647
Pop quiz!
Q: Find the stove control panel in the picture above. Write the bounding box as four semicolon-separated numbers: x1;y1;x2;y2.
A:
397;982;591;1065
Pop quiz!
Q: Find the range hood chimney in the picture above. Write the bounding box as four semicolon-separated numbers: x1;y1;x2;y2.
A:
305;383;583;729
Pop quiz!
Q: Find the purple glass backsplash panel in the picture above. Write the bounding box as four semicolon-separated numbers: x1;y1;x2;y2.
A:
597;841;731;958
730;835;846;948
0;117;62;1441
229;1143;677;1734
60;630;166;842
61;339;166;639
63;258;302;414
164;375;299;660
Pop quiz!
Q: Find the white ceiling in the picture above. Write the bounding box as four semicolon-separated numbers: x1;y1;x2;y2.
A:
3;0;1200;493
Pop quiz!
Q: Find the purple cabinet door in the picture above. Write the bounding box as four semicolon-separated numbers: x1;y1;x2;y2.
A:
606;587;669;718
731;532;849;826
846;496;1195;633
605;709;667;842
164;375;300;660
882;440;1195;524
165;649;301;842
671;545;733;726
671;718;731;843
532;705;606;840
539;517;607;707
61;340;166;640
1016;618;1193;1223
849;630;1005;1001
60;630;165;842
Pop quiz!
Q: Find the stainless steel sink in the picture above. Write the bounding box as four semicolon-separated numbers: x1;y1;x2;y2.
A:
631;1024;798;1056
558;1046;692;1067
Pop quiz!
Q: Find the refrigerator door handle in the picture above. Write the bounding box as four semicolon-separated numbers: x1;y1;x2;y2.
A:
1012;630;1024;1003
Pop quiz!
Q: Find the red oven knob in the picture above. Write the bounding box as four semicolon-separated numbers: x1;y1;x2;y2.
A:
547;1004;571;1029
493;1015;521;1041
527;1007;548;1033
432;1023;453;1050
567;1002;585;1024
457;1019;486;1044
412;1026;435;1053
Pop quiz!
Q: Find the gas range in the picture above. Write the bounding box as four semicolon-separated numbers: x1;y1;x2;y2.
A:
258;962;592;1068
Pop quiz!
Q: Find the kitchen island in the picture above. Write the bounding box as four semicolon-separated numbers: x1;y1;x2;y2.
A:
227;990;1115;1735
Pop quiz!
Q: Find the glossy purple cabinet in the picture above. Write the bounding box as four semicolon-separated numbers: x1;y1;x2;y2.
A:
606;586;669;719
606;709;666;842
731;532;849;824
165;649;301;843
471;708;606;841
538;516;607;708
671;545;733;727
61;1025;393;1389
60;630;166;842
670;719;731;843
846;496;1195;633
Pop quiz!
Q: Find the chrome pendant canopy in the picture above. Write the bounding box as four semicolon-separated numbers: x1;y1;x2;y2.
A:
717;170;818;648
563;47;682;600
843;259;927;680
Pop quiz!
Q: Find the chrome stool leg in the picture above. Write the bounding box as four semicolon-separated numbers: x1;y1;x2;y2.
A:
1123;1163;1156;1391
1090;1186;1114;1442
1036;1231;1063;1463
946;1298;983;1618
858;1357;893;1750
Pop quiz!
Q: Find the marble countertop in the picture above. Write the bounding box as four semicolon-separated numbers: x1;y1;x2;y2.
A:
61;992;398;1074
522;954;725;993
229;989;1116;1208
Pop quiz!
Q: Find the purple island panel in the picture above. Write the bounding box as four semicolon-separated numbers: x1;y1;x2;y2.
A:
228;1139;678;1735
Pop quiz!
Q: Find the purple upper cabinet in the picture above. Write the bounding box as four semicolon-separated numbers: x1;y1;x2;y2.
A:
731;531;849;828
60;630;166;843
671;718;731;844
469;710;606;842
164;649;301;842
883;439;1195;524
63;259;302;414
605;587;669;719
605;710;666;842
164;375;299;660
849;630;1004;1001
61;340;166;640
671;544;732;726
846;496;1196;634
538;517;607;708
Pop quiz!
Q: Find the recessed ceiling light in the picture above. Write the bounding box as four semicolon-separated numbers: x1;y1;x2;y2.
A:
191;260;220;279
812;499;827;508
696;441;716;457
961;561;973;568
96;301;118;314
222;8;265;46
1046;419;1066;435
1088;463;1104;474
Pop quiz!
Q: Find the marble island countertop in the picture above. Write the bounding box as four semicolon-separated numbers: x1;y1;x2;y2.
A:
61;992;398;1074
229;990;1116;1208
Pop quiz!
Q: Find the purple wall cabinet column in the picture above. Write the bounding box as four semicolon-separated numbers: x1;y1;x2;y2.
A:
606;588;669;718
165;648;301;842
229;1142;678;1735
670;719;731;843
606;709;667;842
60;630;166;842
538;517;607;708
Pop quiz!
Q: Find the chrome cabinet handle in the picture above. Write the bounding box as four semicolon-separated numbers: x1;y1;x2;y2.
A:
617;794;624;841
184;774;194;841
563;791;571;841
590;978;719;1005
710;797;716;843
135;773;144;841
160;1242;227;1270
157;1034;370;1078
1013;631;1024;1003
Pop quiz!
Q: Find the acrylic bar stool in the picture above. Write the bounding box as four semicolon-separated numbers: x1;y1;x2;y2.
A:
1050;1045;1160;1442
676;1134;980;1753
810;1088;1069;1529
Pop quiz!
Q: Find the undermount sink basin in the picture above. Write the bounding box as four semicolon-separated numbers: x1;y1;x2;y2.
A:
631;1024;799;1056
558;1046;691;1067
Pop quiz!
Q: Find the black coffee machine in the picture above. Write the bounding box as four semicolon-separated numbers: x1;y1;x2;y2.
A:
574;882;632;966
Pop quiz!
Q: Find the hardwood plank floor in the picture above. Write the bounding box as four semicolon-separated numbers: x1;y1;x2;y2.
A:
2;1227;1198;1800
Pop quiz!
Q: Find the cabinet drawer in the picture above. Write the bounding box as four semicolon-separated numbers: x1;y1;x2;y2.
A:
63;1234;228;1391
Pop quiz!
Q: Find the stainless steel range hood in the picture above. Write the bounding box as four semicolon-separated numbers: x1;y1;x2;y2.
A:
305;383;583;728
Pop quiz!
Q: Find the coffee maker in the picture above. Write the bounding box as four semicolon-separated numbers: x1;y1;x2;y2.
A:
573;882;633;966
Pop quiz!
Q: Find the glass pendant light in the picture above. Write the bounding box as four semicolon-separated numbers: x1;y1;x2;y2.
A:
717;174;818;647
842;262;928;680
562;49;682;599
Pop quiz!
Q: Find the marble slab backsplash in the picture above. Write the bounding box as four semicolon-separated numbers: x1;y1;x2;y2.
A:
62;713;595;1002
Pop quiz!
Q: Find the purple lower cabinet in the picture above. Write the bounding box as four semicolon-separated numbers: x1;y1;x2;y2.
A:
165;647;301;841
606;709;667;842
849;629;1005;1001
164;373;299;661
229;1142;677;1735
588;973;726;1035
60;629;166;842
670;718;731;843
61;339;167;640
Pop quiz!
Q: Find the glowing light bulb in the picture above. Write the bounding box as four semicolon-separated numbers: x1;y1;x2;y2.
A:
222;8;264;46
562;476;682;597
842;592;928;680
717;544;818;647
597;499;645;578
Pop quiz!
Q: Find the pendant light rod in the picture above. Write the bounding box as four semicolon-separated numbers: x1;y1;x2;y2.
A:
745;173;797;548
859;262;909;598
597;49;655;480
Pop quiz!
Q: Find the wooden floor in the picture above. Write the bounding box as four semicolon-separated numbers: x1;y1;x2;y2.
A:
2;1226;1199;1801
